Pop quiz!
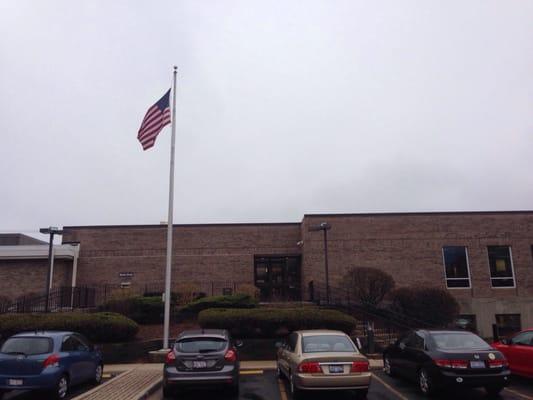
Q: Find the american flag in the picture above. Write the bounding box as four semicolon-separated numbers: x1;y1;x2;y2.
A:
137;89;171;150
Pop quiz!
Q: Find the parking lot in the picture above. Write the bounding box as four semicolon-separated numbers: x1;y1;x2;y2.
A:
149;370;533;400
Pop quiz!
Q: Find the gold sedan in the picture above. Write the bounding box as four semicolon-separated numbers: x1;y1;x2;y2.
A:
276;330;371;399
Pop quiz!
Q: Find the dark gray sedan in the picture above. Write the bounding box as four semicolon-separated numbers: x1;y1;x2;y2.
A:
163;329;241;398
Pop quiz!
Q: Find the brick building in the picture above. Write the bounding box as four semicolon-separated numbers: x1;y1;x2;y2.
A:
2;211;533;337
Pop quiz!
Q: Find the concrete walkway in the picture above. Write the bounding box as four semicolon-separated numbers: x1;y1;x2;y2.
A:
72;359;384;400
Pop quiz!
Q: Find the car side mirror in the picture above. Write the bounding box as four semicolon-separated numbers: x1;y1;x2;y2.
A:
234;340;244;348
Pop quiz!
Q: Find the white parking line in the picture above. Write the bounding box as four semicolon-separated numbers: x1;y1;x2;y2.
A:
505;387;533;400
372;373;410;400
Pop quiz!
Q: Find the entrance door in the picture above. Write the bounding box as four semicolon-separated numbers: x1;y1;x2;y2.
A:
254;256;301;301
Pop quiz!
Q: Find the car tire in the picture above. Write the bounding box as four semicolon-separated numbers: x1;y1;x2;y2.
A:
162;384;175;398
418;368;434;397
485;385;504;397
289;372;302;400
383;355;395;377
93;363;104;385
354;388;369;399
53;374;69;400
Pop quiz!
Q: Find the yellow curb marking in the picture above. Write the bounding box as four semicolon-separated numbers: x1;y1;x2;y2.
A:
372;373;409;400
240;369;264;375
102;374;111;378
278;378;288;400
505;388;533;400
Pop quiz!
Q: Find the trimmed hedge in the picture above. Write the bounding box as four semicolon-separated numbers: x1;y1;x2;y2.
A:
99;296;164;324
179;294;258;315
0;312;138;343
198;308;357;338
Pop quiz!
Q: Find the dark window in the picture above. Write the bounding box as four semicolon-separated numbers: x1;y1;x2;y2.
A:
287;333;298;352
496;314;521;337
301;335;356;353
488;246;515;287
176;337;227;353
405;332;425;350
442;246;471;288
1;337;52;355
61;335;87;352
511;331;533;346
430;332;490;351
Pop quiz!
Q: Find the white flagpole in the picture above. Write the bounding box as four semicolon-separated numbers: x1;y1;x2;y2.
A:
163;66;178;349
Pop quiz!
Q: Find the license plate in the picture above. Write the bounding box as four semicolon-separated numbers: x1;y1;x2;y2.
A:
470;361;485;369
8;379;23;386
329;365;344;373
193;361;207;369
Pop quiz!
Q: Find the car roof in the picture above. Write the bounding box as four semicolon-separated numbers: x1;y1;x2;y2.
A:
13;331;73;338
421;330;478;335
176;329;229;340
297;330;347;336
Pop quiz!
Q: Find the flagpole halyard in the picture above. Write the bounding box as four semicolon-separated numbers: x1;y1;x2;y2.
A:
163;66;178;349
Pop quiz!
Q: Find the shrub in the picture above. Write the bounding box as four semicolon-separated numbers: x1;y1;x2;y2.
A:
342;267;395;306
99;296;164;324
389;287;460;327
174;283;201;305
198;308;357;338
179;294;258;316
0;312;138;343
235;284;260;300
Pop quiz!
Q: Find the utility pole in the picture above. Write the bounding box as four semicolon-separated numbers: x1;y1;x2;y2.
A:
39;226;63;312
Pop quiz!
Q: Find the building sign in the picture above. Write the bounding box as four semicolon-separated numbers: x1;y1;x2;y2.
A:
119;272;134;278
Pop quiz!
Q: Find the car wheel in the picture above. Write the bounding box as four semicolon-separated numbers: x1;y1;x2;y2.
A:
162;384;175;398
289;372;302;400
418;368;434;397
383;356;395;377
54;374;69;400
354;388;369;399
93;363;104;384
485;385;504;397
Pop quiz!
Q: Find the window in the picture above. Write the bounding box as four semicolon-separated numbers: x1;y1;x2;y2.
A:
488;246;515;288
301;335;356;353
511;331;533;346
429;332;490;351
1;337;52;355
496;314;521;337
61;335;87;352
405;332;425;350
442;246;471;288
176;337;227;353
287;333;298;352
454;314;477;332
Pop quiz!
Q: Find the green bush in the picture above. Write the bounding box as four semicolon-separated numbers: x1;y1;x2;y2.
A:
198;308;357;338
179;294;258;316
389;287;460;327
99;296;164;324
0;312;138;343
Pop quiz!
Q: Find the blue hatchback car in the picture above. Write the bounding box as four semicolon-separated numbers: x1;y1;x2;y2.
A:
0;331;103;399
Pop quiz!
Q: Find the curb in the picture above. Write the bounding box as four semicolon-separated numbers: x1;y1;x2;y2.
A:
72;369;133;400
137;377;163;400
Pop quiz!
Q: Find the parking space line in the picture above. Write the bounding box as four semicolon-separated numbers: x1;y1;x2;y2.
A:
240;369;264;375
372;373;409;400
505;388;533;400
277;378;288;400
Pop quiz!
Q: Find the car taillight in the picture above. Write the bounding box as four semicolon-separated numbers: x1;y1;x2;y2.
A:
224;349;237;362
351;361;369;373
488;359;508;368
165;350;176;365
298;362;322;373
43;354;60;368
434;359;468;369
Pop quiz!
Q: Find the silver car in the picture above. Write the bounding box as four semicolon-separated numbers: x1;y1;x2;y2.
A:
163;329;241;397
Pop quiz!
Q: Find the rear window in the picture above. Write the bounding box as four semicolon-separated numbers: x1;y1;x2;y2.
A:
302;335;356;353
176;337;227;353
1;337;53;355
430;332;490;351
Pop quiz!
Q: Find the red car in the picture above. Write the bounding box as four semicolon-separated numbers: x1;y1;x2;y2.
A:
493;329;533;378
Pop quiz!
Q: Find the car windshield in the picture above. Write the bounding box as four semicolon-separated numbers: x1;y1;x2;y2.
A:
302;335;356;353
1;337;53;355
431;332;490;351
176;337;227;353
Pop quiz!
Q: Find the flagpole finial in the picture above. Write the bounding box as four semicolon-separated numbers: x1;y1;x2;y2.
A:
173;65;177;71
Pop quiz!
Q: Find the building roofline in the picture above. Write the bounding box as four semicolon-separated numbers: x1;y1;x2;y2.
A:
62;222;301;230
303;210;533;218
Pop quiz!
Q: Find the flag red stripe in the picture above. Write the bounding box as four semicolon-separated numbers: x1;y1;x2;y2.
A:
137;89;171;151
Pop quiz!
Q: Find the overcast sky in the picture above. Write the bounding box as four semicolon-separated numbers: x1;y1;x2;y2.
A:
1;0;532;237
